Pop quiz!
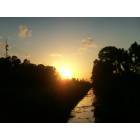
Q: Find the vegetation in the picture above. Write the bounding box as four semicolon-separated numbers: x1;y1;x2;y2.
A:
0;56;91;122
91;42;140;122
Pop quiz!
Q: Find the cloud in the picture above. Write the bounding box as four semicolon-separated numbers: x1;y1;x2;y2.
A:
80;36;97;51
50;53;62;57
82;37;94;46
18;25;32;39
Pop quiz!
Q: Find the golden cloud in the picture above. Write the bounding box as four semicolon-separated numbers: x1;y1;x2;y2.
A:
18;25;32;39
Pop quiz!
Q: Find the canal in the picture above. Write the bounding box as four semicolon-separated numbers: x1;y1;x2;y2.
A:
68;89;95;123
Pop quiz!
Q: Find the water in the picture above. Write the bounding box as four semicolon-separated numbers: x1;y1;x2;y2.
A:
68;89;95;123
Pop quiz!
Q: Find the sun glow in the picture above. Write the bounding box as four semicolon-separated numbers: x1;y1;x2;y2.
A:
53;62;77;79
59;66;73;79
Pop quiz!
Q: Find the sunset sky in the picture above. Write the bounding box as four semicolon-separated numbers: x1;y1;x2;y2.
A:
0;17;140;79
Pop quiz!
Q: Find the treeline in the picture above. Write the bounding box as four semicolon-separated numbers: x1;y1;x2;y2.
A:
91;42;140;122
0;56;91;122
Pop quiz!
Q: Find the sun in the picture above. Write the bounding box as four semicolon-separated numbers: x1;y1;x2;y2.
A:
59;67;72;79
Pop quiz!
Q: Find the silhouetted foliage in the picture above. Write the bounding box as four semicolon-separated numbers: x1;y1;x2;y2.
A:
98;46;118;62
129;42;140;72
92;42;140;122
0;56;91;122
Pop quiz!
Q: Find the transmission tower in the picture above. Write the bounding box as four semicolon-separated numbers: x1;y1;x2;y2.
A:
5;40;9;58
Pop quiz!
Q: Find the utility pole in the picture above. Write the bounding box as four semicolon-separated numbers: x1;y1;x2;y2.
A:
5;40;9;58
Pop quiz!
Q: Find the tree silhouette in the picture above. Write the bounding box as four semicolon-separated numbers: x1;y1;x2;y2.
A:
117;48;131;73
11;56;21;66
98;46;133;74
92;42;140;122
98;46;118;63
23;59;30;64
129;42;140;72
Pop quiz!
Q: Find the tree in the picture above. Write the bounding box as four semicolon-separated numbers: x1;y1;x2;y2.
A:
11;56;21;66
129;42;140;72
117;48;131;73
23;59;30;65
98;46;121;73
98;46;132;74
98;46;118;63
129;42;138;63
